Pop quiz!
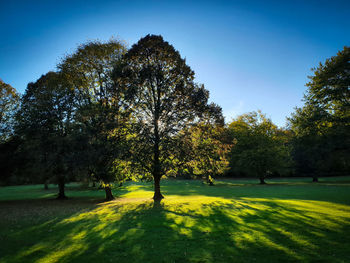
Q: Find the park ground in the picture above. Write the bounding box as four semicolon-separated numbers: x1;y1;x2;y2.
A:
0;177;350;263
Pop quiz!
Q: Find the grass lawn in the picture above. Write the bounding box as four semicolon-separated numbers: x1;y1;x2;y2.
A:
1;176;350;263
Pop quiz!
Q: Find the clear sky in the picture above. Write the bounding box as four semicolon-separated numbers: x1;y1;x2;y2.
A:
1;0;349;126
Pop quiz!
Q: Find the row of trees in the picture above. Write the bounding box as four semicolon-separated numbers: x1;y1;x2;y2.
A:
0;36;349;201
1;35;224;201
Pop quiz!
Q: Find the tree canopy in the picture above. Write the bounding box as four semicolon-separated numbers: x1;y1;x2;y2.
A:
228;111;292;184
115;34;223;200
289;46;350;179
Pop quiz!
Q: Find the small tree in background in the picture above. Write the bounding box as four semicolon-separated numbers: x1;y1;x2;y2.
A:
228;111;291;184
176;121;231;185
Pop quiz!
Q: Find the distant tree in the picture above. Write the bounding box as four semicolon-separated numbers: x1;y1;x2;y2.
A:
16;72;76;198
0;80;19;141
177;122;231;185
116;35;222;200
289;46;350;180
58;39;129;200
228;111;292;184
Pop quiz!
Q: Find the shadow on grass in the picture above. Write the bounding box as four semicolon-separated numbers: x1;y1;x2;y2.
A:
1;197;350;263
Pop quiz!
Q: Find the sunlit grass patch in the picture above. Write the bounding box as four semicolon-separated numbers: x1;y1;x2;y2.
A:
1;177;350;262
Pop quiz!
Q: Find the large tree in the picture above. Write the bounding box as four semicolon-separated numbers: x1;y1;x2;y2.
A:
289;46;350;180
16;72;76;198
228;111;292;184
116;35;222;200
58;39;129;200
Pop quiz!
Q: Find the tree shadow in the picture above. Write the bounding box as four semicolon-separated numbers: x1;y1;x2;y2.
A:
1;197;350;263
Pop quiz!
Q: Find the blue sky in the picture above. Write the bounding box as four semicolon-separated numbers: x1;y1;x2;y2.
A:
1;0;349;126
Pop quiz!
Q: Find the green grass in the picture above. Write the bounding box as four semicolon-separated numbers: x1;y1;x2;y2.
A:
1;177;350;263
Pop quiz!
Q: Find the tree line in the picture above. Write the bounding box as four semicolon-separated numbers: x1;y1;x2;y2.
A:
0;35;349;201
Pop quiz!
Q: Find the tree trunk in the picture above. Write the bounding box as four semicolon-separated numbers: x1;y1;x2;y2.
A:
259;177;266;184
92;181;96;187
206;175;214;186
104;186;114;201
312;176;318;182
57;176;67;199
152;105;164;202
153;175;164;201
44;179;49;190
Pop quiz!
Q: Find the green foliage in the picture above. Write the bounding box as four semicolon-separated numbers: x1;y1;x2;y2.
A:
289;46;350;178
228;111;292;183
58;38;127;104
177;123;232;184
